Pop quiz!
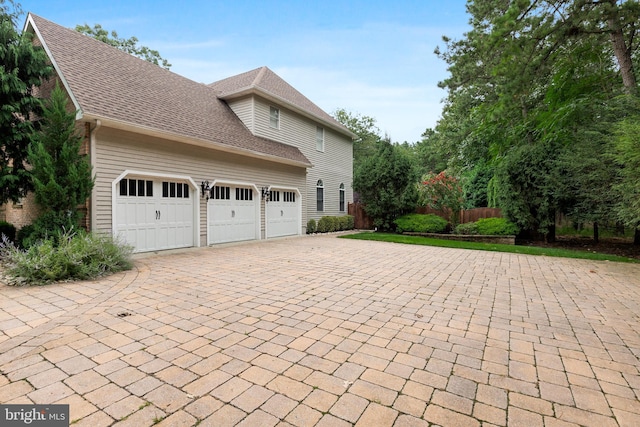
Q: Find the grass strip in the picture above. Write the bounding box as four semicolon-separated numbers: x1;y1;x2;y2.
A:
340;232;639;263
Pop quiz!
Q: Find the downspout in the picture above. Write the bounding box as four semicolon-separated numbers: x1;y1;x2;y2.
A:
89;119;101;231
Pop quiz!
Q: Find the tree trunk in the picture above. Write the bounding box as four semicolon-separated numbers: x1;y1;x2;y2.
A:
546;223;556;243
634;229;640;246
593;221;599;244
606;1;638;94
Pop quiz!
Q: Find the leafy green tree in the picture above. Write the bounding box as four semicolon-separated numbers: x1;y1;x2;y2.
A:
462;161;493;209
352;138;418;231
612;111;640;242
333;108;381;168
0;0;52;204
413;128;448;177
434;0;640;241
26;84;94;241
75;23;171;69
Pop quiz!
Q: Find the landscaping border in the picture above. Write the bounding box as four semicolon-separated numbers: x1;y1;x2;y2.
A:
403;232;516;245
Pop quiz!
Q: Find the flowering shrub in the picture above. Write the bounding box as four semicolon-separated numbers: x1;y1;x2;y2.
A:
417;171;464;225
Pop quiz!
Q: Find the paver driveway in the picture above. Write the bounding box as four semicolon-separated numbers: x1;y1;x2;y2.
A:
1;234;640;426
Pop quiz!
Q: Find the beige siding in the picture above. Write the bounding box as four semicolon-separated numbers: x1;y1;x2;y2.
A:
226;97;255;133
249;97;353;223
92;126;306;245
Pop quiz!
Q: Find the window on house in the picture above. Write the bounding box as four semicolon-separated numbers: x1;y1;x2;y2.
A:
119;179;153;197
339;183;345;212
236;187;253;201
162;181;189;198
316;179;324;211
316;126;324;152
270;106;280;129
212;185;231;200
284;191;296;203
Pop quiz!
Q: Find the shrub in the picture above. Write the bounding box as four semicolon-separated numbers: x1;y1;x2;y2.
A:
15;224;35;248
0;229;134;286
475;217;519;235
0;221;16;243
394;213;448;234
454;222;479;235
306;218;317;234
338;215;355;231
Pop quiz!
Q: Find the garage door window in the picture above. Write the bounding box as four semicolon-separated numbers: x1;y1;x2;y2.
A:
162;181;190;198
212;185;230;200
284;191;296;203
236;187;253;201
119;179;153;197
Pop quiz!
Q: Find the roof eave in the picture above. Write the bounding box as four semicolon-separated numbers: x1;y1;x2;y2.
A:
219;86;357;140
82;113;313;169
25;13;83;120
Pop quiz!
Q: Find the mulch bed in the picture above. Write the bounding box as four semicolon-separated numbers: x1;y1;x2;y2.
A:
524;236;640;260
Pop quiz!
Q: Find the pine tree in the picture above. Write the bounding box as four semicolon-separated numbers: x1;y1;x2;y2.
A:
0;1;52;203
27;84;94;238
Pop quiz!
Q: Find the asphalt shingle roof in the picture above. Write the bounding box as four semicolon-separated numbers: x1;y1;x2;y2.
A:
210;67;354;137
28;14;311;167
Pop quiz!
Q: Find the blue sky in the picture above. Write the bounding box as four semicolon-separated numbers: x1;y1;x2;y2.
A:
20;0;470;143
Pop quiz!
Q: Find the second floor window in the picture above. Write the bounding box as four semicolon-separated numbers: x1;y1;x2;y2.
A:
316;179;324;211
270;106;280;129
316;126;324;152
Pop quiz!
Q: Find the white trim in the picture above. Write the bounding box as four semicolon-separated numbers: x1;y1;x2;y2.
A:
205;179;260;245
26;14;83;120
89;120;101;231
111;170;200;250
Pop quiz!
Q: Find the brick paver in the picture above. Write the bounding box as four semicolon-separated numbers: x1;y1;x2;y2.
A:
1;234;640;426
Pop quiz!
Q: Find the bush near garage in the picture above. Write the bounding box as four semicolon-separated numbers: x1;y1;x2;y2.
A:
306;218;317;234
313;215;355;233
394;213;448;234
0;228;133;286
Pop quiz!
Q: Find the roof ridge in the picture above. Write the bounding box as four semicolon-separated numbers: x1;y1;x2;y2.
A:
252;66;268;87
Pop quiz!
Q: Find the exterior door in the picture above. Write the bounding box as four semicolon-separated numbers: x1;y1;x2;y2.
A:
208;185;258;244
266;189;300;238
115;178;194;252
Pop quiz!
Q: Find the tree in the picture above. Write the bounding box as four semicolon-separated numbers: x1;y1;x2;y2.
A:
612;104;640;242
417;171;464;226
26;84;94;240
352;138;418;231
0;0;52;204
75;23;171;69
434;0;640;241
333;108;381;168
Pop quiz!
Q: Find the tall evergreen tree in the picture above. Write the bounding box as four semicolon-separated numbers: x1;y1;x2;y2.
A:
0;0;52;203
27;84;94;236
352;138;418;231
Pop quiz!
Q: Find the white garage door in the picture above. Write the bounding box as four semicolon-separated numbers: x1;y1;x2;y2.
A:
115;178;195;252
266;189;300;238
208;185;259;244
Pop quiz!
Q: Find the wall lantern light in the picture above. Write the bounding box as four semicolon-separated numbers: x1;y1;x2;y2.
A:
201;181;210;200
261;186;270;201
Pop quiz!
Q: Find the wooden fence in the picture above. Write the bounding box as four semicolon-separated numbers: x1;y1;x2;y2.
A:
348;203;502;230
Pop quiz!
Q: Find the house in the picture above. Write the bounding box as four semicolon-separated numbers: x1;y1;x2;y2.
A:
4;14;355;253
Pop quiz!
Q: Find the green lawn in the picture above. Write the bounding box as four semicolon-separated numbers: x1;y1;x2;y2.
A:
340;232;639;263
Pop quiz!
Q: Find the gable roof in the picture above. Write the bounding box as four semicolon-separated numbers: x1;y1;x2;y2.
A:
25;14;311;168
209;67;356;139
